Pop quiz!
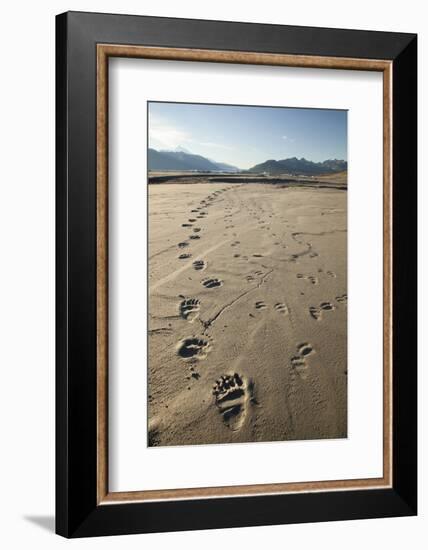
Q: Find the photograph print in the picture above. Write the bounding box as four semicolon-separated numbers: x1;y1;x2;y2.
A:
147;101;348;447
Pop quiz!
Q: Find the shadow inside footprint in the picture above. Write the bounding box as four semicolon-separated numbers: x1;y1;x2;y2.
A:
179;298;201;322
274;303;288;315
309;306;321;320
310;302;334;320
336;294;348;305
290;343;315;379
177;337;210;360
298;343;313;356
202;278;223;289
193;260;206;271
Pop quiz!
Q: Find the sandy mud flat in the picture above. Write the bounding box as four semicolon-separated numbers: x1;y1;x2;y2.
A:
148;182;347;446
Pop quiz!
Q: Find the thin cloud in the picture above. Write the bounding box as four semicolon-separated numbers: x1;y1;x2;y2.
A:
148;116;191;150
149;114;234;152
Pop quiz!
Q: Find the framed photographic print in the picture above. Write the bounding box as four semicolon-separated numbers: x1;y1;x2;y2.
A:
56;11;417;537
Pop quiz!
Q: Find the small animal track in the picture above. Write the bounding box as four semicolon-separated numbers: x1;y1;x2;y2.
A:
192;259;206;271
255;301;267;310
291;355;307;375
296;273;318;285
202;278;223;289
178;253;192;259
274;303;288;315
182;223;192;227
298;343;313;356
212;373;253;431
193;227;201;233
179;298;201;322
189;234;201;240
178;242;189;248
336;293;348;305
327;270;337;278
309;306;321;320
290;342;314;379
177;337;210;360
309;301;335;320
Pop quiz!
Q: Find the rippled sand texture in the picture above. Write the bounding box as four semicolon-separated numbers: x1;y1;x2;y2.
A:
148;183;347;446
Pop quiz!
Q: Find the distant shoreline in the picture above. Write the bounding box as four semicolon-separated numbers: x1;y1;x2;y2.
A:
147;172;347;190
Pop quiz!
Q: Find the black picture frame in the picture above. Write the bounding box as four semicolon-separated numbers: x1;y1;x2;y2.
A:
56;11;417;538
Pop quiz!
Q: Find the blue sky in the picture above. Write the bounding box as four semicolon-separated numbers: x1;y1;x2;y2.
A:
148;102;347;170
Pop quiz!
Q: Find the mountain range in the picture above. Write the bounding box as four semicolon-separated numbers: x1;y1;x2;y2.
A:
148;148;240;172
148;148;347;177
247;157;347;176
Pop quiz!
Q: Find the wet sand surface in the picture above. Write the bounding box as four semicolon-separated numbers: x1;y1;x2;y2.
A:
148;182;347;446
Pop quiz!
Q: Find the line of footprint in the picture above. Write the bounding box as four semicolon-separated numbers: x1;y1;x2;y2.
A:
174;186;255;430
